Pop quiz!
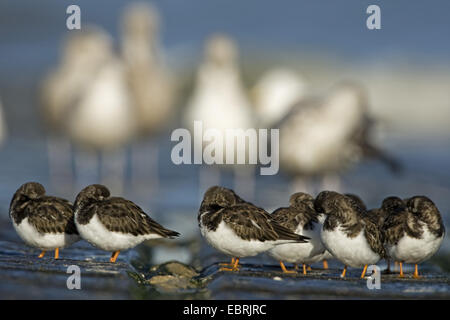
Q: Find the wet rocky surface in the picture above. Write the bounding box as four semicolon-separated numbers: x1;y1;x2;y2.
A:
1;216;450;300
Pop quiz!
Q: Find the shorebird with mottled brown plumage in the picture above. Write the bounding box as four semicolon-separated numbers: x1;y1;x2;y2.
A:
198;186;309;272
9;182;80;259
315;191;385;278
74;184;179;262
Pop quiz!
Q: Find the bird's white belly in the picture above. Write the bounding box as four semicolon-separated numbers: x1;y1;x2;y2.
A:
268;223;325;264
13;217;80;250
321;226;380;267
75;214;161;251
201;221;277;258
387;228;444;264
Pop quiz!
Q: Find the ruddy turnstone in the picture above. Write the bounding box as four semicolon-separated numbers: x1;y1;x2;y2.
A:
345;193;367;211
9;182;80;259
198;186;309;271
74;184;179;262
382;196;445;278
268;192;326;274
315;191;385;278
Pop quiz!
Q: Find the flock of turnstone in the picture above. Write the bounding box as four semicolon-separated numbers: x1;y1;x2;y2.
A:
198;186;445;278
10;182;445;279
10;182;179;262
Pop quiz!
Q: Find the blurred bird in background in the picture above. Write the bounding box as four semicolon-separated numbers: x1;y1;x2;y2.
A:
120;2;176;195
251;68;308;128
277;81;401;194
184;34;256;201
40;2;177;197
40;26;135;194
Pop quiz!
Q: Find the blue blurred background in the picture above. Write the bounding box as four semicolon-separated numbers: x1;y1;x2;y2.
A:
0;0;449;266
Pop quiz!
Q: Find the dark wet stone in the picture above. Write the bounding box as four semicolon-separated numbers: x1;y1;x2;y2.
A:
0;240;136;299
200;262;450;299
1;214;449;300
141;261;202;294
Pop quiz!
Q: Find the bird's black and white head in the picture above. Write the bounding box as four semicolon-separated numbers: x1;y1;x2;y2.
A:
406;196;440;219
345;193;367;211
10;182;45;207
74;184;110;210
406;196;445;236
315;191;361;224
289;192;314;210
199;186;242;216
381;196;406;215
314;191;341;215
9;182;46;221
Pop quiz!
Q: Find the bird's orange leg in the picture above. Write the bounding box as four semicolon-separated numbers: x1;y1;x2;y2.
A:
360;264;368;278
307;265;312;271
323;260;329;269
413;264;420;279
399;262;404;278
340;265;347;278
302;264;308;275
219;258;235;267
294;263;299;271
110;251;120;263
279;261;296;274
54;248;59;260
38;250;46;258
220;258;240;272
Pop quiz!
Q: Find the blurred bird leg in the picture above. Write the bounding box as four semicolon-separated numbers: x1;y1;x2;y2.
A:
110;250;120;263
413;264;420;279
219;257;236;267
290;177;313;195
234;165;255;203
340;265;347;278
100;148;126;195
47;135;73;192
279;261;296;274
38;250;46;258
399;262;404;278
74;148;100;191
323;260;329;269
360;264;368;278
131;139;159;196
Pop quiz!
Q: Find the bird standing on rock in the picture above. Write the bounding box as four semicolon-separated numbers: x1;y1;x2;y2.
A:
74;184;179;262
9;182;80;259
382;196;445;278
315;191;385;278
268;192;327;274
198;186;309;272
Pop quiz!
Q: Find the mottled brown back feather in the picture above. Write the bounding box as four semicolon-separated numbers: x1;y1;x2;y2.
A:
94;197;179;238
